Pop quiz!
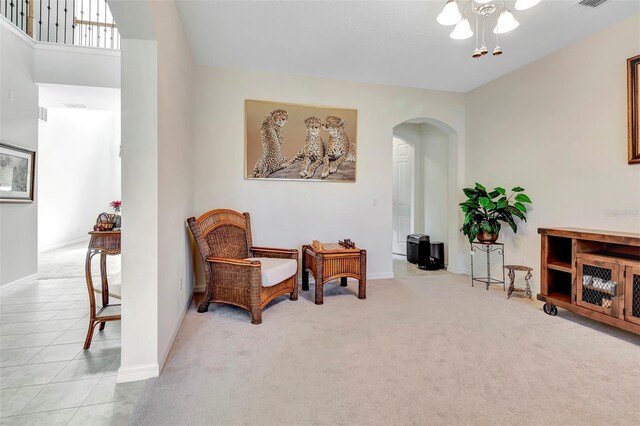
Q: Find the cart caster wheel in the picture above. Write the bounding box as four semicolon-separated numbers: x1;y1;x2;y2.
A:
543;303;558;316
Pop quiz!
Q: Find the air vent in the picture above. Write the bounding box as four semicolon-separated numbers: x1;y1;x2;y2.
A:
38;106;48;122
63;103;87;109
578;0;609;8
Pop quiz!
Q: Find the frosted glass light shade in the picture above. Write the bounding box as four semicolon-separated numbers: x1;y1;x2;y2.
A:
437;0;462;26
515;0;541;10
450;19;473;40
493;10;519;34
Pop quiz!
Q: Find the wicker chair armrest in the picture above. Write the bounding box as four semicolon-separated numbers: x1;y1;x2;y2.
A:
206;257;261;267
250;247;298;260
206;257;263;291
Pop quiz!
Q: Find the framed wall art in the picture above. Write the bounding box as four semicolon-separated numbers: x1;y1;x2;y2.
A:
245;99;357;182
628;54;640;164
0;141;36;203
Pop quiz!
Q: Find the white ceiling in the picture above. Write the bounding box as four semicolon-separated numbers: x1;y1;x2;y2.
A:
38;84;120;111
176;0;640;93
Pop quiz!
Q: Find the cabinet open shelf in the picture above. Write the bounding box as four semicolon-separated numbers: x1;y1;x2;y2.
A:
547;260;572;273
545;292;571;304
547;236;572;265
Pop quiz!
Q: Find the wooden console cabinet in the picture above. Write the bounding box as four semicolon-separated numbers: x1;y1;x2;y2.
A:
538;228;640;334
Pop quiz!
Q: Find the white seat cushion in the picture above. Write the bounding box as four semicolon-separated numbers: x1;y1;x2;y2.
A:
245;257;297;287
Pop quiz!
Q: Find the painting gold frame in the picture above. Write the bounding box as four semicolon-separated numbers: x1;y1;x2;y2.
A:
245;99;358;182
628;55;640;164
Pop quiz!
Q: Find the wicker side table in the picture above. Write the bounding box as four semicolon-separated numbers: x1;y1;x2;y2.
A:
301;242;366;305
84;231;121;349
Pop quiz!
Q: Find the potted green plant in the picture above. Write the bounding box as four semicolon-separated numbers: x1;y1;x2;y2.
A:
460;183;532;243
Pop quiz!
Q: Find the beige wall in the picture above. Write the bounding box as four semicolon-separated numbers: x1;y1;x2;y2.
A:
112;0;195;383
119;37;159;381
193;66;468;284
466;14;640;291
0;19;38;287
151;0;195;371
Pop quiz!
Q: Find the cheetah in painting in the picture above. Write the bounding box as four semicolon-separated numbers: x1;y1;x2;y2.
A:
321;115;355;179
288;117;325;179
251;109;293;178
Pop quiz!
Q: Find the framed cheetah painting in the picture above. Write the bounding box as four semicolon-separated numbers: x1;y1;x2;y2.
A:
245;99;357;182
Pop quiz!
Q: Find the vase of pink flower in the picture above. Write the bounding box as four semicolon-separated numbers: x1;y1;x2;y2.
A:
110;201;122;229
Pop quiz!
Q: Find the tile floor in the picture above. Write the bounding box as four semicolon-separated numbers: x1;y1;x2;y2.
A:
0;243;145;425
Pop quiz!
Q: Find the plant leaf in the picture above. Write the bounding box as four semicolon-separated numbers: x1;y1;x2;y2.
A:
512;186;525;192
493;221;502;234
488;190;500;200
494;187;506;195
475;182;486;191
507;206;526;221
514;202;527;213
479;197;496;210
515;193;532;203
463;188;478;199
469;224;479;243
496;199;508;209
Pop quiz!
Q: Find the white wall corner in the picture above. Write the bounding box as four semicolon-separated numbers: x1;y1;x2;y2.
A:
116;363;159;384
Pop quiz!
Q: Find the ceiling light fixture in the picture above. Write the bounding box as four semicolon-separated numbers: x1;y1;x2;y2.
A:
437;0;462;26
514;0;541;10
437;0;539;58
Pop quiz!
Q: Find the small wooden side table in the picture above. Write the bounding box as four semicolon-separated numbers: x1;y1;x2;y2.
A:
84;230;121;349
504;264;533;299
301;242;367;305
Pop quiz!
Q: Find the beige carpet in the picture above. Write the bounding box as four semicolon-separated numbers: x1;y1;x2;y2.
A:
131;271;640;425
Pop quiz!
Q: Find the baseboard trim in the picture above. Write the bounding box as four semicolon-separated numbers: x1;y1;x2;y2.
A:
369;272;395;280
116;363;159;383
0;273;38;294
158;297;190;372
39;237;90;253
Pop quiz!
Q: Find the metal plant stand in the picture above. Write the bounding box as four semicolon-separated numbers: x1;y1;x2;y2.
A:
471;242;505;290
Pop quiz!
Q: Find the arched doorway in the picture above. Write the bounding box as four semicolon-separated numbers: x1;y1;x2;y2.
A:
392;117;461;273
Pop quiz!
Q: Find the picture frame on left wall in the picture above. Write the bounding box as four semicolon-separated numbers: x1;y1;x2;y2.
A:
0;141;36;203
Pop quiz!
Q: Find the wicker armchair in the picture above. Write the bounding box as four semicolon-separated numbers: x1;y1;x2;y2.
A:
187;209;299;324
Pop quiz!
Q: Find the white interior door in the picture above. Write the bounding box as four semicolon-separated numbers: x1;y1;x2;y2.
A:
392;139;414;255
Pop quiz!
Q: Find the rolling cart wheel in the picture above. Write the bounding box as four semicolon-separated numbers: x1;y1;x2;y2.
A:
543;303;558;316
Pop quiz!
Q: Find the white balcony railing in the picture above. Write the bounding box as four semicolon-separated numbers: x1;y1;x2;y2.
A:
1;0;120;49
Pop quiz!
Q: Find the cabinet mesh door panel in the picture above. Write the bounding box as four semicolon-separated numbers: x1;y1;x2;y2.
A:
581;265;614;310
633;274;640;319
